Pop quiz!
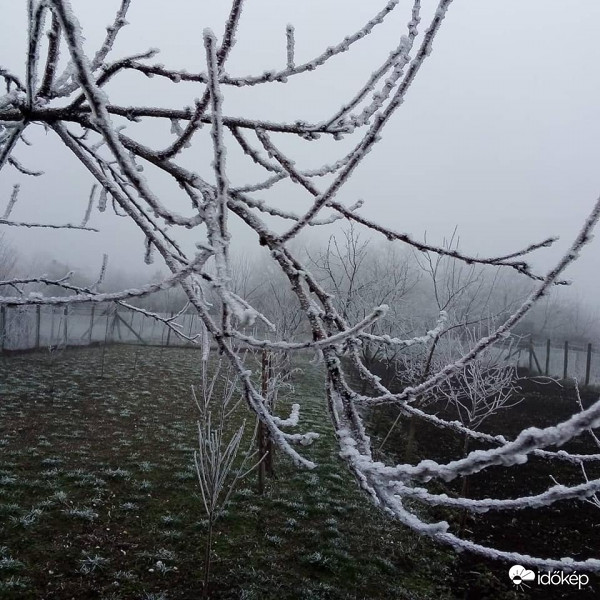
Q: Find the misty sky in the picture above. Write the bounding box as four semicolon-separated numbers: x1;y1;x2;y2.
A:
1;1;600;308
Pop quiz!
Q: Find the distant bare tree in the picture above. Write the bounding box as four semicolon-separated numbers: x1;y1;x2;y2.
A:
434;328;519;434
2;0;600;572
308;224;420;384
231;252;306;343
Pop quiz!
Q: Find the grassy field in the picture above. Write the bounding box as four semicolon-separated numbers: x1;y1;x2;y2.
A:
0;345;460;600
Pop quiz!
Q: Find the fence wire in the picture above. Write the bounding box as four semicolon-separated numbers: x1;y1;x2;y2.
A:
1;304;599;386
0;303;201;351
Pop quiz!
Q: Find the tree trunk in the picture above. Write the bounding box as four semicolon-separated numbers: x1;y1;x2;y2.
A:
203;516;214;598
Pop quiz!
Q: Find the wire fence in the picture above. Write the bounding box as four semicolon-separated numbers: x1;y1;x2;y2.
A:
514;338;599;387
0;303;201;351
1;304;599;386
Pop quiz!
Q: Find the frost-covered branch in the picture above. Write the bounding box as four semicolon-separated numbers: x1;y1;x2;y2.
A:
360;310;447;348
364;399;600;484
232;304;388;351
0;251;210;305
1;213;99;232
159;0;246;159
38;11;61;97
2;184;20;219
393;477;600;513
221;0;401;88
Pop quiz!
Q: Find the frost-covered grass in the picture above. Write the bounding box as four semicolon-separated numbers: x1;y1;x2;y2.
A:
0;345;454;599
63;507;99;521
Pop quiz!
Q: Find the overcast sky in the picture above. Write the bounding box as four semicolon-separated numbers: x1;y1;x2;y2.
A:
1;1;600;308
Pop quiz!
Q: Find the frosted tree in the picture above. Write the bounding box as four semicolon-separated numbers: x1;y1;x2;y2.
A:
2;0;600;572
307;224;419;383
434;324;520;435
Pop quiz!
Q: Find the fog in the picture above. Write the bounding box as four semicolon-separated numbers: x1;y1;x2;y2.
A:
2;1;600;311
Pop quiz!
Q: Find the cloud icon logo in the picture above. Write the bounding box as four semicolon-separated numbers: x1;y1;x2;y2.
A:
509;565;536;585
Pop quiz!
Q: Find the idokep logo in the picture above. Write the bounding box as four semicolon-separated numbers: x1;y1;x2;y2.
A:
509;565;590;591
508;565;535;590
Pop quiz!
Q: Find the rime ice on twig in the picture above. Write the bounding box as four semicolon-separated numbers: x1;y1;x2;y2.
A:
80;185;96;227
26;0;47;108
91;0;131;71
38;11;61;97
0;123;26;173
157;0;246;160
0;251;210;306
2;184;20;219
92;253;108;291
0;219;98;232
7;156;43;177
223;0;401;88
285;25;295;70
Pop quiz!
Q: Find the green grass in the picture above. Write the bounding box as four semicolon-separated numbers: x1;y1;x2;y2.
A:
0;345;456;599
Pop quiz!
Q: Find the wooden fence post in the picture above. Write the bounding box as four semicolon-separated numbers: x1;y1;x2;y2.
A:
63;306;69;347
0;305;6;352
166;312;174;346
528;339;534;373
49;307;55;347
545;339;551;376
529;343;542;374
100;307;111;378
585;343;592;387
35;305;41;349
139;312;145;340
113;311;122;342
88;305;95;345
563;341;569;380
